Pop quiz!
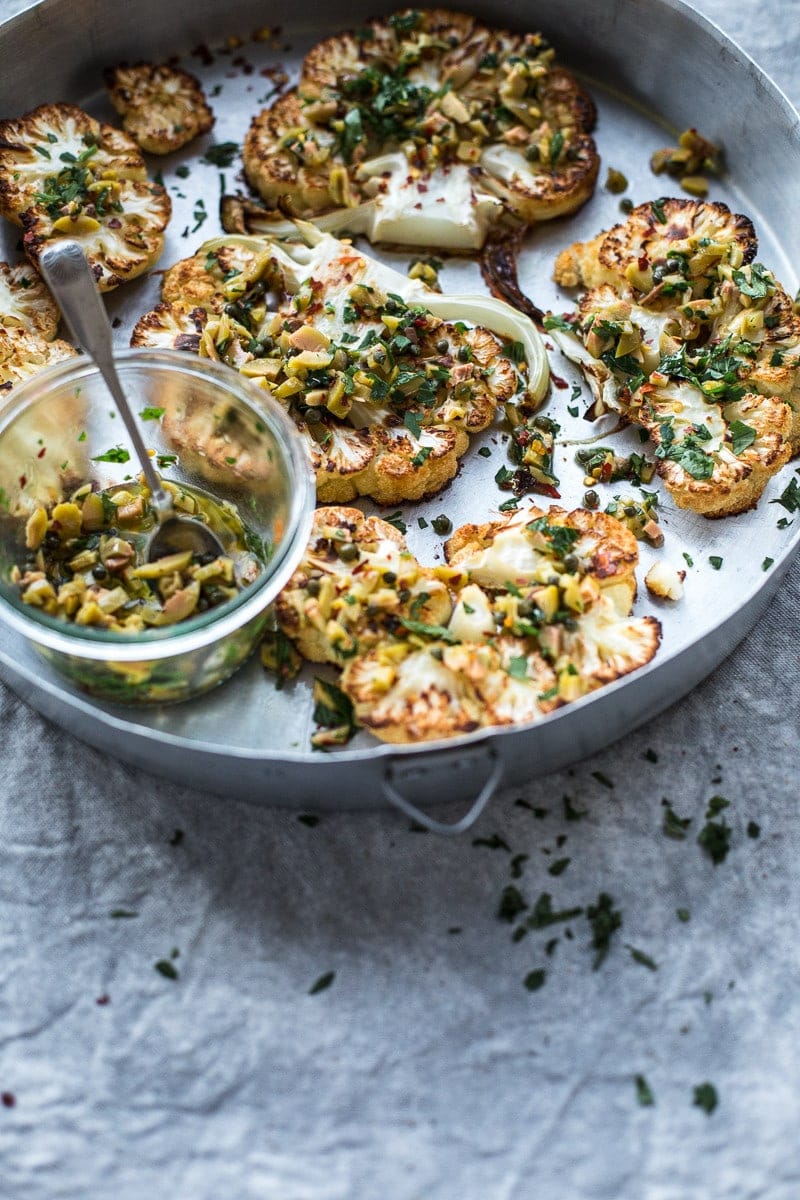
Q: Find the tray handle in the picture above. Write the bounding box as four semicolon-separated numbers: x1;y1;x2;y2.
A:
381;744;502;835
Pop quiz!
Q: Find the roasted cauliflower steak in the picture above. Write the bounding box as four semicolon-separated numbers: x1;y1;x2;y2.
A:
275;506;452;664
238;8;598;251
132;223;548;504
270;503;660;746
0;104;171;291
105;62;214;154
549;199;798;517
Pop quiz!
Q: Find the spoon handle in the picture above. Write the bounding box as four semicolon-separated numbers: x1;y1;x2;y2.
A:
38;240;170;511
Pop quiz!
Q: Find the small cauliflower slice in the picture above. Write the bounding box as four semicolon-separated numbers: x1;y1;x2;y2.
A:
0;103;170;291
0;326;76;400
105;62;214;154
555;198;757;295
275;506;452;664
0;261;59;339
130;301;207;353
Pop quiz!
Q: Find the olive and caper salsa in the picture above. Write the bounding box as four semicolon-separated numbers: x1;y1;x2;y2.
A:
9;478;262;631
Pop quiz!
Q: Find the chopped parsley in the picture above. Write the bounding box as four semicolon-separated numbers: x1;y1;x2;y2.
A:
386;510;408;534
586;892;622;969
399;617;457;643
771;476;800;513
473;832;511;851
662;799;691;840
563;794;587;821
747;820;761;839
498;885;527;922
692;1082;718;1115
697;793;732;864
202;141;239;167
591;770;614;790
527;892;583;930
547;857;570;877
635;1075;655;1106
308;971;335;995
311;678;356;749
762;557;774;571
154;959;179;981
542;313;575;333
676;907;691;923
523;968;547;991
729;419;756;456
507;654;529;681
139;406;165;421
92;446;130;463
708;556;723;570
626;944;658;971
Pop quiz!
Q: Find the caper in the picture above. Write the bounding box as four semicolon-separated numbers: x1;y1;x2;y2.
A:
436;339;449;354
624;504;638;517
563;616;578;631
382;570;397;583
336;542;360;563
260;335;274;353
92;563;108;580
199;552;217;566
563;554;579;573
306;578;321;596
44;531;60;549
583;489;600;509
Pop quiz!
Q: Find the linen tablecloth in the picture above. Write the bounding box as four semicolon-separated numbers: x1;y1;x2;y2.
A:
1;2;799;1196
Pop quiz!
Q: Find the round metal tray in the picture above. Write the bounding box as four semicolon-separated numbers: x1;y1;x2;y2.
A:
0;0;798;825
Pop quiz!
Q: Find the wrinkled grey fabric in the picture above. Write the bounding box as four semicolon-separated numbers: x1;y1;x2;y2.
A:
1;2;800;1197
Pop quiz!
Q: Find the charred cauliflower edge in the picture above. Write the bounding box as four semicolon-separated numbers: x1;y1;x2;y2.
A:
271;503;661;746
548;198;800;518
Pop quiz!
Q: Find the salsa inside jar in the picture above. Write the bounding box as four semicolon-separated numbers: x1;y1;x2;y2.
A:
9;478;264;632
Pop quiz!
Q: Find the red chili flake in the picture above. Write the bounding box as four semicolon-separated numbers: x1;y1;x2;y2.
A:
95;994;110;1006
417;183;428;193
550;371;568;389
108;218;122;230
1;1093;15;1108
37;446;46;458
18;474;26;487
638;253;649;270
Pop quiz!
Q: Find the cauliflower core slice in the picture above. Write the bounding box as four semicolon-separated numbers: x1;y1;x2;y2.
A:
105;62;214;154
271;502;660;745
133;225;546;504
240;8;598;251
0;104;170;291
550;199;797;515
275;506;452;665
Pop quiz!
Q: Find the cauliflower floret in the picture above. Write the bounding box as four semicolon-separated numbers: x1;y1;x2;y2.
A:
240;9;598;251
275;506;452;665
0;261;59;339
0;104;170;291
105;62;214;154
133;226;542;504
645;561;685;601
550;199;797;516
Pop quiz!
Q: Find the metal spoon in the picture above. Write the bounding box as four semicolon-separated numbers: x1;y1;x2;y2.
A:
38;239;225;562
